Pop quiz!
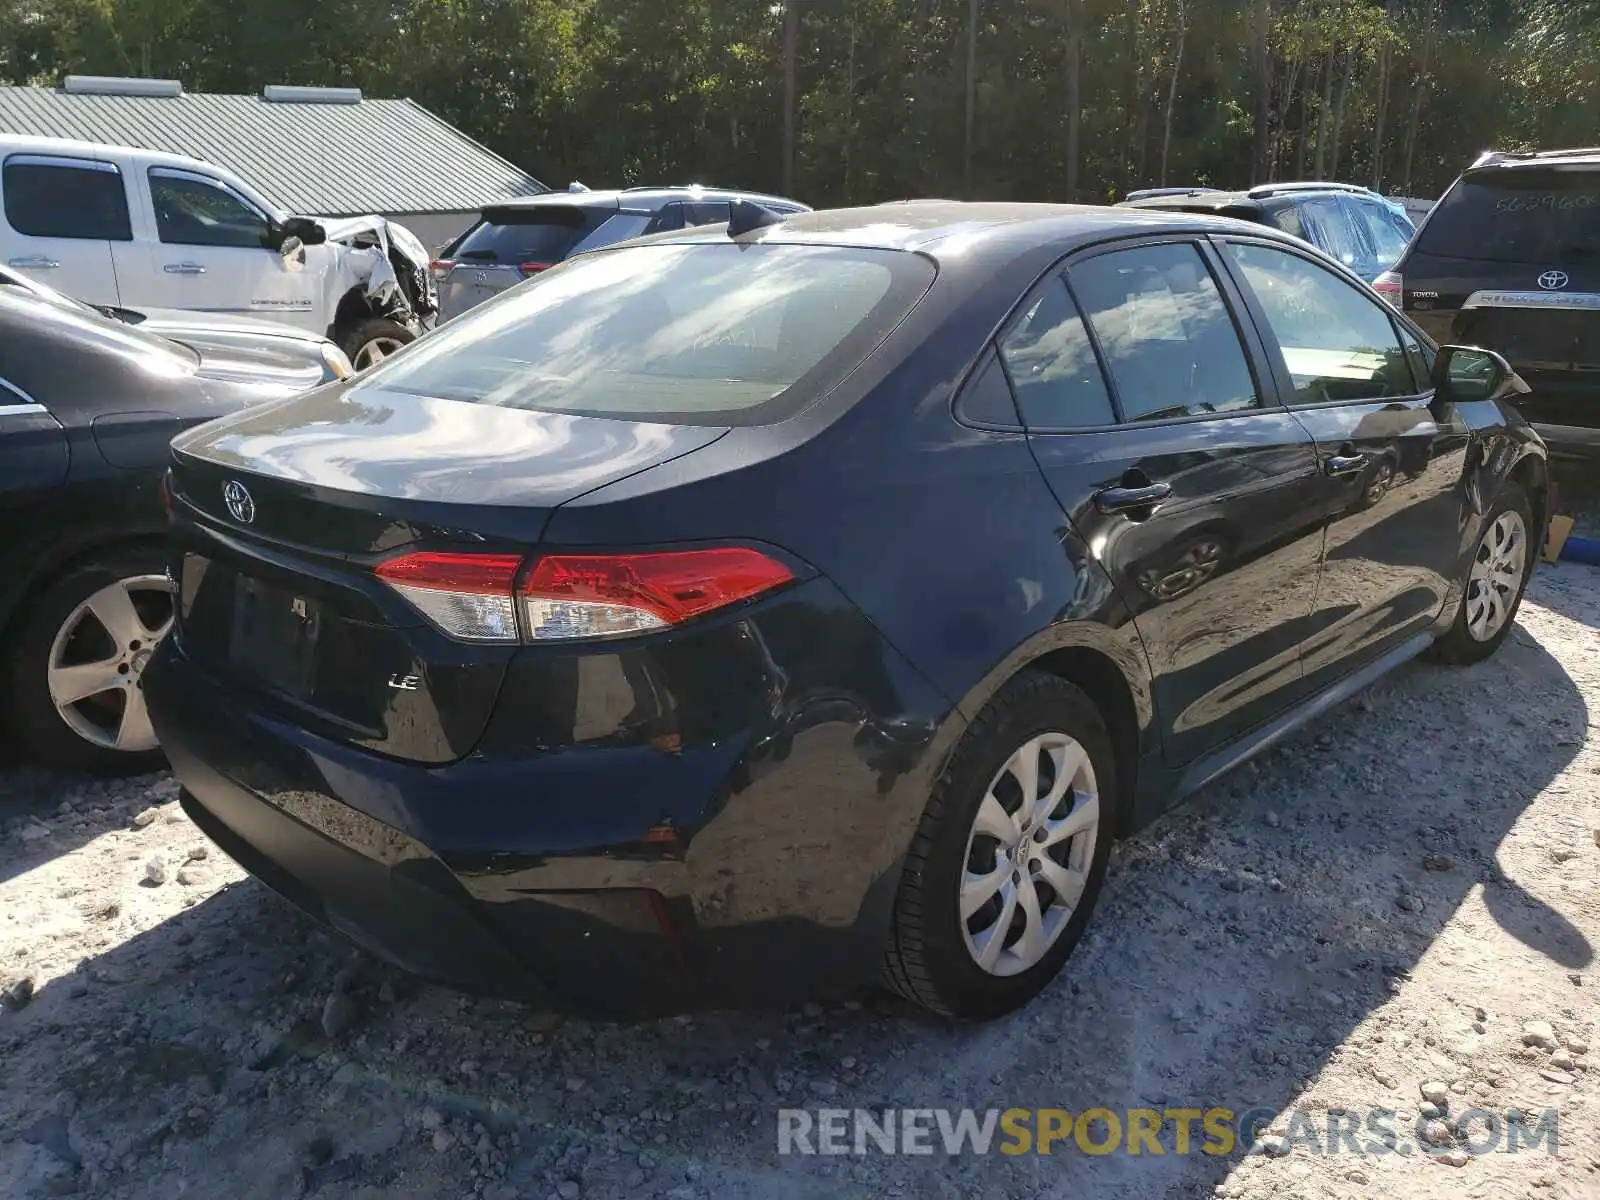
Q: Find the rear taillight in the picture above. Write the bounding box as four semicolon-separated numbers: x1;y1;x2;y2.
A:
429;259;455;282
374;552;523;642
519;261;555;278
374;548;794;643
1373;270;1404;305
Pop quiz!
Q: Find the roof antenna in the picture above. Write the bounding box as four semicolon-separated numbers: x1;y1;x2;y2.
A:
728;198;784;238
567;181;589;193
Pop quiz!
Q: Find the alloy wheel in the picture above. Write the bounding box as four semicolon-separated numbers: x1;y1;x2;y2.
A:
1464;509;1527;642
47;575;173;753
959;731;1100;977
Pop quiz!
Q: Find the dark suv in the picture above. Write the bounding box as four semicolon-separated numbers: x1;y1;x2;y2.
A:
1120;182;1416;283
433;185;809;320
1379;148;1600;459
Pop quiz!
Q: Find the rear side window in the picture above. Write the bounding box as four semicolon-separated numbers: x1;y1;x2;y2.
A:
1418;169;1600;262
1346;197;1413;265
996;277;1114;427
452;206;611;265
2;159;132;241
351;243;935;425
1070;243;1260;421
1298;197;1362;269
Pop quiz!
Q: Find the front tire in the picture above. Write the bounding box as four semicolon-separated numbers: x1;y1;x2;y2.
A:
338;317;414;371
1430;482;1535;665
6;546;174;774
883;671;1116;1019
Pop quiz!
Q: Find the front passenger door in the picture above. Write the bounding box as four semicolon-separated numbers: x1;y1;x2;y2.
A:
1013;239;1329;767
1216;238;1471;687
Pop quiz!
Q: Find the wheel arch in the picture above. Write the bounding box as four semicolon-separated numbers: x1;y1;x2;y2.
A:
326;285;375;341
0;523;167;645
1506;448;1550;536
940;623;1158;839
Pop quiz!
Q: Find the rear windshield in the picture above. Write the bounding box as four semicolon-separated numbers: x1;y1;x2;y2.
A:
1417;169;1600;262
352;243;935;425
450;207;611;265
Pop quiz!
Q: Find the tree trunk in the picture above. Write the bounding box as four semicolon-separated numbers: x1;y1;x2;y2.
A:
962;0;977;198
782;0;799;196
1313;39;1334;177
1401;0;1436;194
843;10;856;201
1370;38;1390;190
1159;1;1187;187
1251;0;1272;181
1329;47;1352;178
1120;0;1141;190
1065;0;1082;200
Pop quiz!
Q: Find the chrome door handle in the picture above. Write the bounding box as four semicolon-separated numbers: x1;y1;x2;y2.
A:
163;262;207;275
1094;481;1174;514
1323;452;1369;477
8;256;59;269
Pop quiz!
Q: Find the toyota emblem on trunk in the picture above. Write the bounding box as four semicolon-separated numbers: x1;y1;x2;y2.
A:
1538;270;1569;290
222;480;256;524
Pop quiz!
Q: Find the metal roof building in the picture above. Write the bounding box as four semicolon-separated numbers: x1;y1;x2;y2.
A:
0;76;548;248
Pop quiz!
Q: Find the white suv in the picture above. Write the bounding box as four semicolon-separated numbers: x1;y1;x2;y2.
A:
0;135;436;368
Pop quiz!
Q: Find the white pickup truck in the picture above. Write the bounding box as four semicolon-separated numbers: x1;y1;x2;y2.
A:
0;135;436;368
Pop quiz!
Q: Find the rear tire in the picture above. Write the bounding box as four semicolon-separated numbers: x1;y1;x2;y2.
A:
1430;482;1536;666
6;545;173;775
338;317;414;371
883;670;1116;1019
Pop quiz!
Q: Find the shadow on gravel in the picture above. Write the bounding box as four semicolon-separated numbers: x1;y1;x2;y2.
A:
1;622;1588;1200
0;760;176;888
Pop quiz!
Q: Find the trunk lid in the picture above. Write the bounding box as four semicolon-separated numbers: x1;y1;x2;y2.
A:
167;384;727;763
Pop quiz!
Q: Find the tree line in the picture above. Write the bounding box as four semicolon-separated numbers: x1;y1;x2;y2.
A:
4;0;1597;206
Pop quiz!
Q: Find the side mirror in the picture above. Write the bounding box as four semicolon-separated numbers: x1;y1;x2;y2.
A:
1431;345;1531;405
279;216;327;247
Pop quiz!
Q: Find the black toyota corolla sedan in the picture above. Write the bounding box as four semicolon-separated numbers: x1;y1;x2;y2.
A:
147;202;1547;1019
0;283;346;774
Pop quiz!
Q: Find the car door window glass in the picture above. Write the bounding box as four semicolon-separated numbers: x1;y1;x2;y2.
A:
1225;242;1416;403
1399;325;1435;391
996;277;1115;428
1070;243;1260;422
2;160;132;241
149;171;270;248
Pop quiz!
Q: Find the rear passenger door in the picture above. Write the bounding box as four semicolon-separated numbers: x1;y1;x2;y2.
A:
1010;238;1328;767
1215;237;1471;686
1;154;131;305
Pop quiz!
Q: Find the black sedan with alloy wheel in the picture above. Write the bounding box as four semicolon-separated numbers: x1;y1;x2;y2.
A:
0;282;344;774
147;202;1547;1019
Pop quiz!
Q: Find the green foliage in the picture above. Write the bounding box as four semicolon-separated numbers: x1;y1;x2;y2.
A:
2;0;1596;201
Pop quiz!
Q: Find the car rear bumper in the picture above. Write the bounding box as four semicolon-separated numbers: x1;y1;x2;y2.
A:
145;586;955;1013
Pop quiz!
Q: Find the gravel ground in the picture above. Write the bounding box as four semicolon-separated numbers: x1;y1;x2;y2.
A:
2;565;1598;1200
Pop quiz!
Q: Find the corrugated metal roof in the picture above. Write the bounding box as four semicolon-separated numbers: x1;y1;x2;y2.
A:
0;86;547;216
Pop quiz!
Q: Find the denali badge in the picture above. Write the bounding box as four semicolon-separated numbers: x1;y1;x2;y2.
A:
1538;270;1570;290
222;480;256;524
388;674;421;691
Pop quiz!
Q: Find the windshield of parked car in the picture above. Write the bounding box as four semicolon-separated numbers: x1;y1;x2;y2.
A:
1417;168;1600;262
354;243;936;424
